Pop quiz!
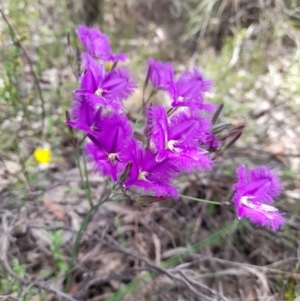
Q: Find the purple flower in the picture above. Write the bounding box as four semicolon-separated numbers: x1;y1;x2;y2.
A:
85;113;133;181
66;94;102;134
147;58;174;90
76;25;127;62
123;140;179;199
168;68;214;111
76;53;136;109
147;105;212;172
232;166;285;231
147;59;214;111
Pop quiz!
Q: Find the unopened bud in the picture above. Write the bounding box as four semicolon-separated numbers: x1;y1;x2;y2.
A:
136;195;171;205
212;102;224;124
212;123;231;134
119;161;132;184
65;110;75;146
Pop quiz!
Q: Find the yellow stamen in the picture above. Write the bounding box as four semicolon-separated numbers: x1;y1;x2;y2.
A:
105;61;114;71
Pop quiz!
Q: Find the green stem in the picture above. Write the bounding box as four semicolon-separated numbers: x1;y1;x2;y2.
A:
65;193;111;292
83;153;93;207
179;194;220;205
75;147;93;208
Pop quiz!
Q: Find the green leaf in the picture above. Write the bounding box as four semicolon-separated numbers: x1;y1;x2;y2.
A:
57;261;68;271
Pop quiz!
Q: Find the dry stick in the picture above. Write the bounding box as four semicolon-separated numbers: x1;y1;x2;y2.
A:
0;9;46;136
66;32;79;81
101;233;214;301
20;283;34;300
0;156;32;192
192;255;300;279
176;270;231;301
142;65;151;108
0;211;77;301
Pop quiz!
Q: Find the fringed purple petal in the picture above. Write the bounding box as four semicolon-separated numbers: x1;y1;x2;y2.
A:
78;91;123;111
175;67;212;98
143;150;179;183
80;52;105;92
76;25;128;62
126;180;179;200
77;60;135;109
169;67;212;110
85;142;124;182
169;147;212;173
76;25;111;60
233;166;249;196
123;140;179;199
96;112;133;153
249;166;284;199
147;105;169;160
147;58;174;90
233;166;284;205
237;202;285;231
66;94;100;133
84;113;133;182
101;67;137;102
169;109;212;145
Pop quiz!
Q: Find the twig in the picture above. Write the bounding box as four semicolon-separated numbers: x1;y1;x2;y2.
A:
0;293;17;300
0;9;46;136
192;255;300;279
176;270;231;301
28;224;76;233
20;283;34;300
0;156;32;192
101;233;214;300
0;211;77;301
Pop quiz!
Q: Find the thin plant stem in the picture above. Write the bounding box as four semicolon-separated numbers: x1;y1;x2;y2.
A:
75;148;84;181
75;147;93;208
65;192;112;292
83;153;93;207
0;9;46;136
179;194;220;205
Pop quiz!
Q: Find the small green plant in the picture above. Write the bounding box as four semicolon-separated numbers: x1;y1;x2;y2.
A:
0;258;39;300
0;258;25;294
114;217;127;247
49;230;69;275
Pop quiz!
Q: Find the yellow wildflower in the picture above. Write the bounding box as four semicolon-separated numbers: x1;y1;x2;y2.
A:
34;148;52;164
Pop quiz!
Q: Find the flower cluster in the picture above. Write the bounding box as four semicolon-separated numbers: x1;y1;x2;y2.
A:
66;25;285;231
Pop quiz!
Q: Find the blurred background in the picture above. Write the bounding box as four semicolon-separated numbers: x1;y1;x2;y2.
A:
0;0;300;300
